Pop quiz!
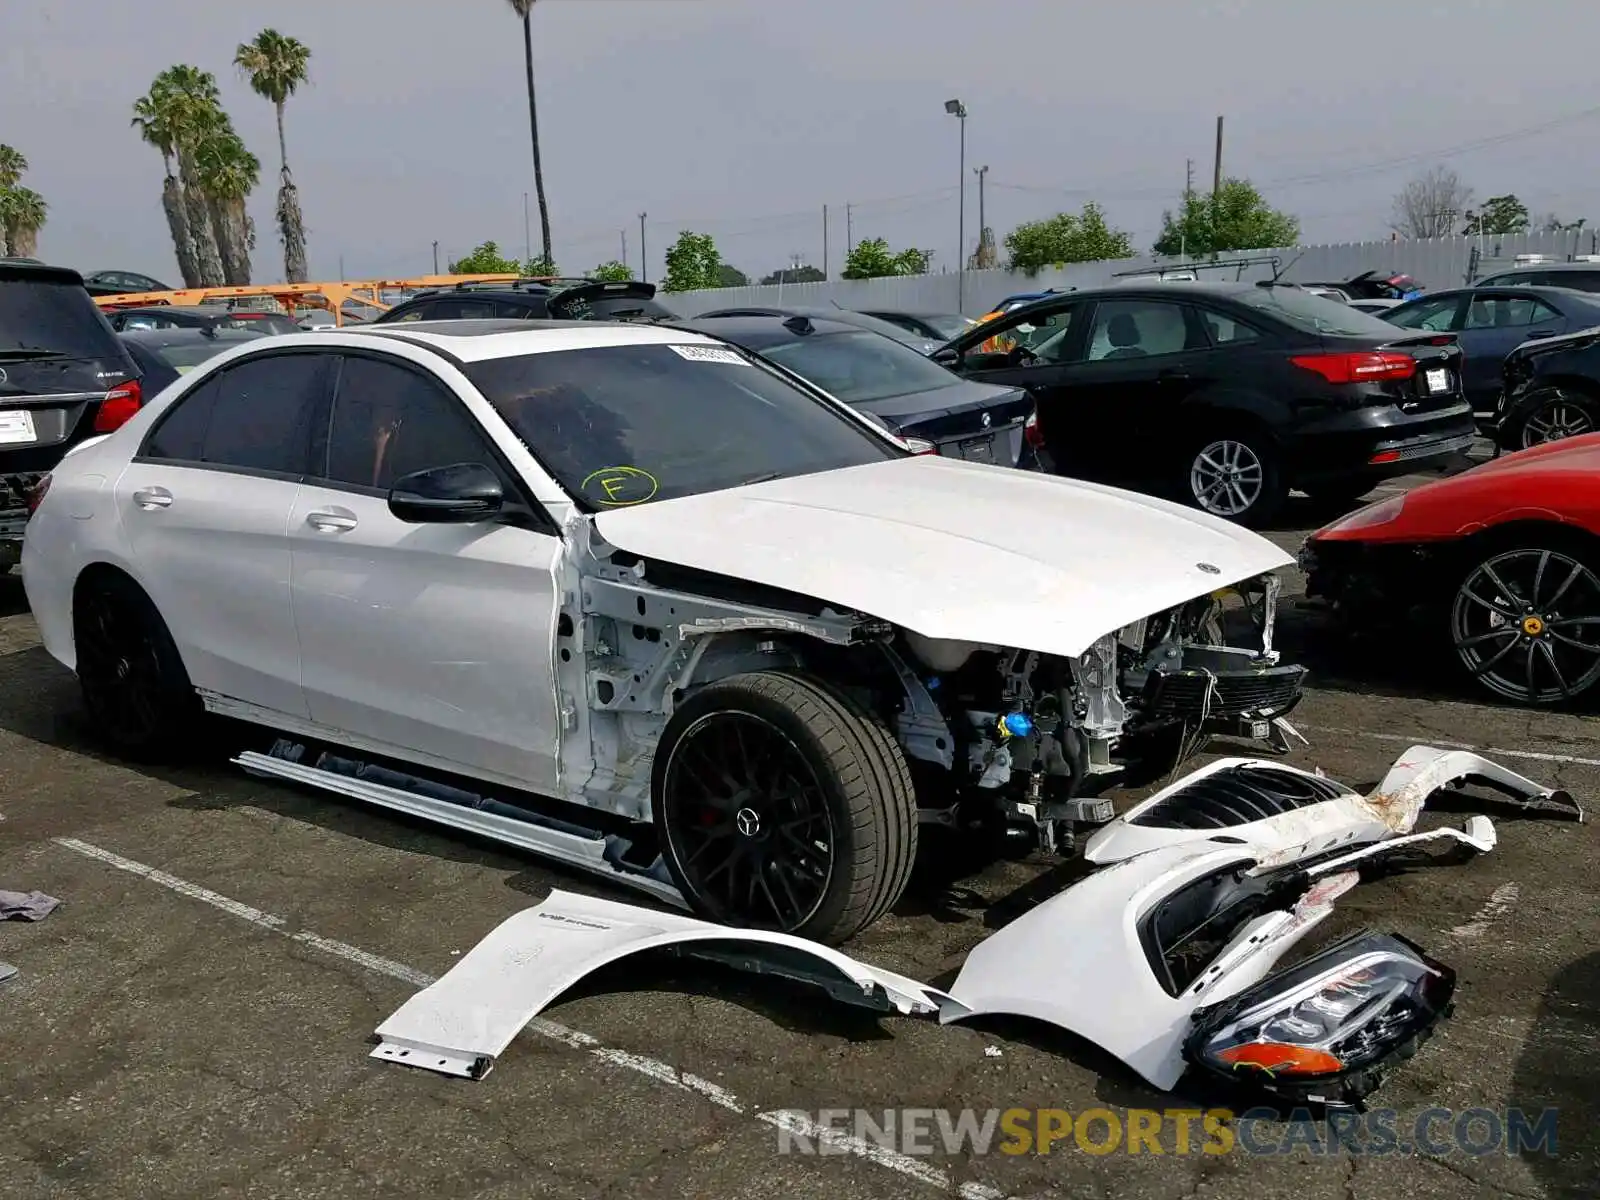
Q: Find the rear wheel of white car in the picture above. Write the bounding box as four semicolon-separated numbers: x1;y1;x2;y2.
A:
652;670;917;945
74;571;203;760
1184;429;1287;527
1448;532;1600;706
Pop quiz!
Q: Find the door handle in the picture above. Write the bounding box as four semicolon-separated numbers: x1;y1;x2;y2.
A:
306;510;358;533
131;486;173;510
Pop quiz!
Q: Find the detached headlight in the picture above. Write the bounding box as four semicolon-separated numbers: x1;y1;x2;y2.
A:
1183;931;1455;1106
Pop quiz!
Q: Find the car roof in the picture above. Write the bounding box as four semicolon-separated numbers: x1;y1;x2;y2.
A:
120;326;266;345
670;314;866;345
1411;284;1600;303
331;318;724;362
0;259;86;286
1486;262;1600;273
403;288;545;303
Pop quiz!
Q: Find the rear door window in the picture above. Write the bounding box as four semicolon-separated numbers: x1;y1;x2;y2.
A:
141;352;331;475
0;278;124;359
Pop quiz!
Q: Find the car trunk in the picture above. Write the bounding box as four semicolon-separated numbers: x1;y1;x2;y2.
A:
546;280;678;323
1323;331;1466;414
855;381;1033;466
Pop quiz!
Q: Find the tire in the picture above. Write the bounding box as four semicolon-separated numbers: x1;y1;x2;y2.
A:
651;670;917;945
73;571;204;760
1517;387;1600;450
1447;531;1600;707
1182;428;1287;527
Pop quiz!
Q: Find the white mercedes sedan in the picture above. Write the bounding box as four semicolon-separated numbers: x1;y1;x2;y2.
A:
22;319;1302;943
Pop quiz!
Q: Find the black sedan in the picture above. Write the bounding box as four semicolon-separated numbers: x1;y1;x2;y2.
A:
932;282;1475;525
105;304;302;335
671;313;1037;467
689;304;942;354
1490;324;1600;451
1381;285;1600;422
118;326;269;395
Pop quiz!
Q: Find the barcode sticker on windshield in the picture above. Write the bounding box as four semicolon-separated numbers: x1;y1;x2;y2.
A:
669;344;750;365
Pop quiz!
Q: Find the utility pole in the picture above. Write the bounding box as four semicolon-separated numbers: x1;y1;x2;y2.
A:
620;229;628;272
639;213;647;284
846;203;854;255
1182;159;1194;258
432;241;439;274
973;165;988;267
945;98;968;312
822;204;829;280
1211;116;1224;261
338;254;345;281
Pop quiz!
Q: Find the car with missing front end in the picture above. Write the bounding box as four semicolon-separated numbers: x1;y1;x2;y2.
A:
23;317;1306;945
932;282;1477;526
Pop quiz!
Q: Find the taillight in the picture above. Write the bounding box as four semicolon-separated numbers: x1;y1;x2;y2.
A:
902;436;939;456
94;378;143;432
1290;351;1416;384
25;473;51;516
1023;410;1044;448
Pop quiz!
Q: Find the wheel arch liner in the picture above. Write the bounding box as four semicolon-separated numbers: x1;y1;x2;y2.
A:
371;889;953;1079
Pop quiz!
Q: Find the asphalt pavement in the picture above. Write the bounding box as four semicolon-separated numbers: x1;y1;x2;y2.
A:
1;464;1597;1200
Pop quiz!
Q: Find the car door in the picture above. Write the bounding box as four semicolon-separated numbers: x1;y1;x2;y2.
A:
114;349;333;718
1455;292;1565;413
1029;297;1215;481
287;349;565;791
946;298;1089;455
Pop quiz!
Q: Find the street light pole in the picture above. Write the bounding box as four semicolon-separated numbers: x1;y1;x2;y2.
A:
945;98;967;313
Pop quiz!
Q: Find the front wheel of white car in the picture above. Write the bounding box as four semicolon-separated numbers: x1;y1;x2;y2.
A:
651;670;917;945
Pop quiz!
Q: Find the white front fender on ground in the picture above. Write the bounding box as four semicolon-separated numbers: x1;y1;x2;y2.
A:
372;889;953;1079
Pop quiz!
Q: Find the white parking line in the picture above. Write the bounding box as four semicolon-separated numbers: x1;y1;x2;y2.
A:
1295;723;1600;768
50;835;1003;1200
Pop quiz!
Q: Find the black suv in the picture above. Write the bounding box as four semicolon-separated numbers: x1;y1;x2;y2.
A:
933;281;1474;526
1;262;145;573
374;278;677;324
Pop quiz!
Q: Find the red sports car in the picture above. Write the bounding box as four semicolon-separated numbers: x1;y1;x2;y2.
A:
1300;433;1600;706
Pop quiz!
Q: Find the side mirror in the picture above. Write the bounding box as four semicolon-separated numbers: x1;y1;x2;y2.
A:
388;462;504;524
930;346;960;366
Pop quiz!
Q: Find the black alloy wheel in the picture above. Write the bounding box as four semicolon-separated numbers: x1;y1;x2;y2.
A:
660;710;836;931
1519;389;1598;449
74;575;199;757
1450;542;1600;705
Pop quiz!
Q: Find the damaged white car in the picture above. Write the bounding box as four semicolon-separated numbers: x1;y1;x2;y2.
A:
23;320;1304;943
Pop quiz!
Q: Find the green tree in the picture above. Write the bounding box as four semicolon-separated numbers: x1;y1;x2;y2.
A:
760;264;824;285
448;241;523;274
505;0;552;270
715;263;749;287
1463;194;1530;236
523;254;557;276
1003;203;1133;275
156;65;228;286
661;230;722;292
1153;178;1299;257
132;86;199;284
0;145;47;258
587;260;632;282
235;29;312;282
842;237;930;279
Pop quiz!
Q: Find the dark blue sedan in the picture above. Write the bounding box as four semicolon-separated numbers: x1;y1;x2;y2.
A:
1382;285;1600;423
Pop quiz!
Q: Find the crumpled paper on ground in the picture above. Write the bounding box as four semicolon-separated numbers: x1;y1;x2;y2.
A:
0;890;61;921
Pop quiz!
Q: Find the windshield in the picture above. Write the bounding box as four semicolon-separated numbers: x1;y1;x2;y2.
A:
464;342;901;510
758;329;963;403
1235;286;1407;337
0;279;124;357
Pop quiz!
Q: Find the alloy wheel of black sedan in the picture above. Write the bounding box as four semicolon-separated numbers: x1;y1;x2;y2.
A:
1450;545;1600;704
659;711;837;930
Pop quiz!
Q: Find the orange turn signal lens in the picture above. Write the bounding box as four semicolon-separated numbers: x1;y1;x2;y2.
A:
1214;1042;1345;1076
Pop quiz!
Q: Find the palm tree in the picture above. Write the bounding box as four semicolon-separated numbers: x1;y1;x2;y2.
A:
156;65;227;286
507;0;552;268
0;187;47;258
198;128;260;285
234;30;311;283
131;86;200;285
0;144;25;190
